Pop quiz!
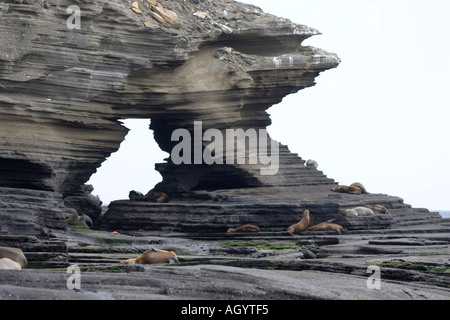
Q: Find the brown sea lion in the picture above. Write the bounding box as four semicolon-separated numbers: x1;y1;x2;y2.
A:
65;213;85;222
367;204;389;214
331;185;362;195
227;224;260;233
331;186;350;193
350;182;368;194
348;186;362;195
144;190;169;203
287;210;310;235
0;247;27;269
129;190;145;201
307;222;343;232
129;190;169;203
156;192;169;203
119;248;179;265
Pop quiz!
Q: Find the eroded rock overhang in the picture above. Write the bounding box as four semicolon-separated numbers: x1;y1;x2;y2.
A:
0;0;339;197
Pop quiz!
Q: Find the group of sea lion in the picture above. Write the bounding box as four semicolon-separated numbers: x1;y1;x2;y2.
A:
331;182;389;216
331;182;368;195
119;190;176;266
122;214;340;266
226;209;344;236
286;210;343;235
129;190;169;203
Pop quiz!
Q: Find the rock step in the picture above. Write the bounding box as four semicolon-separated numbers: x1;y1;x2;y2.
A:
65;254;450;290
0;187;67;236
68;252;130;264
0;235;69;268
101;198;436;233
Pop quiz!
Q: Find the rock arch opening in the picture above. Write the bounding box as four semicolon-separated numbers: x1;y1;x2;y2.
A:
87;119;168;205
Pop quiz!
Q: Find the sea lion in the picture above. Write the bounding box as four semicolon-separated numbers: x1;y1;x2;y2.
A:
156;192;169;203
287;210;310;235
144;190;169;203
339;209;359;217
119;248;179;265
65;213;85;222
331;186;347;193
227;224;260;233
129;190;169;203
0;247;27;269
331;185;362;195
307;222;343;232
306;159;318;169
129;190;145;201
348;186;362;195
367;204;389;214
351;206;374;216
350;182;368;194
0;258;22;270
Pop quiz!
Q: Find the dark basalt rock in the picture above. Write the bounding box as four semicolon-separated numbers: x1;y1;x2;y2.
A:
0;0;444;266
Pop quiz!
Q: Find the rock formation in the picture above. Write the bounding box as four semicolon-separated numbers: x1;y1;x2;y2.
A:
1;0;449;302
0;0;443;245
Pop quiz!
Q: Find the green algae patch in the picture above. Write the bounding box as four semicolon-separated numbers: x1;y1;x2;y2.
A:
65;220;101;233
367;260;450;274
219;240;298;251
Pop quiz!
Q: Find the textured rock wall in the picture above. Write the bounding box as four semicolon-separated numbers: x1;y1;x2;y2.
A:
0;0;441;236
0;0;339;198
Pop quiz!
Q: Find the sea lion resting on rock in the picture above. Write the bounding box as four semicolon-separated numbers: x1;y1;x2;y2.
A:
227;224;260;233
65;213;85;222
119;248;179;265
145;190;169;203
129;190;145;201
306;159;318;169
129;190;169;203
0;246;27;269
287;210;310;235
331;185;362;195
340;207;374;217
367;204;389;214
339;208;359;217
0;258;22;270
353;206;374;216
307;222;343;233
350;182;368;194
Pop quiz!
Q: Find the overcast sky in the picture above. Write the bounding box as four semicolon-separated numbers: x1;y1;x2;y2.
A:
89;0;450;211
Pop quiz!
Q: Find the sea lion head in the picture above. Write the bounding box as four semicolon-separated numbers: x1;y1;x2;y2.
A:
303;210;310;218
155;249;179;264
168;255;179;264
129;190;144;200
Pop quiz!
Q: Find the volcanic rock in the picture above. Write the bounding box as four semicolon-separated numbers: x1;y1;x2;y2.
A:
0;1;448;301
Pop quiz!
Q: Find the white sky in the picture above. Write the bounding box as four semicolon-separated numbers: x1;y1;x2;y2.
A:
89;0;450;211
